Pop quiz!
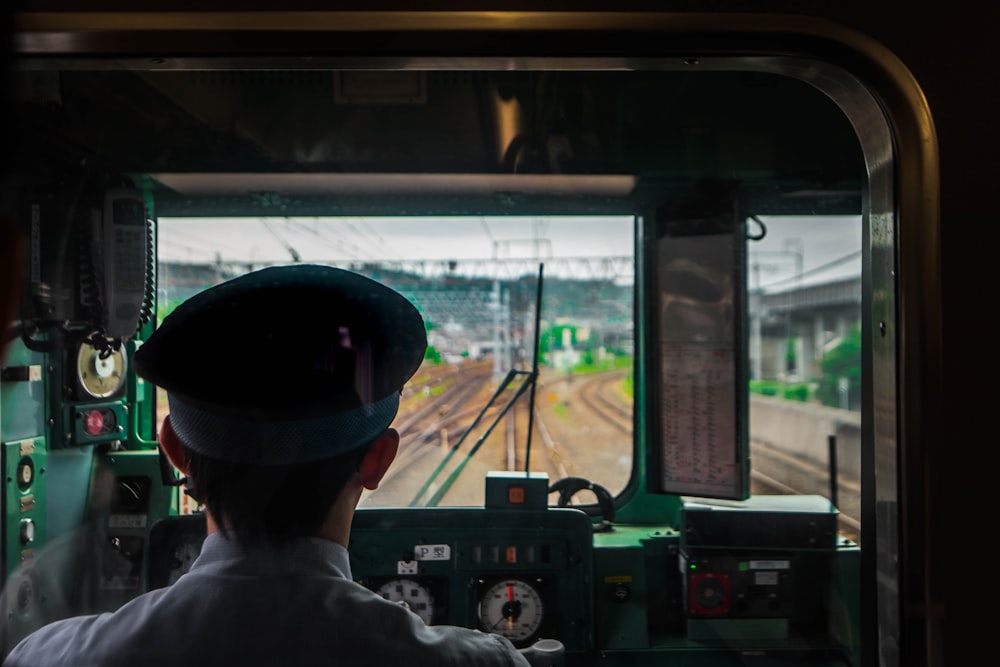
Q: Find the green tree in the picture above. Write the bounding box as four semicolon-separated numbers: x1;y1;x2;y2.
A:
424;344;441;364
817;324;862;410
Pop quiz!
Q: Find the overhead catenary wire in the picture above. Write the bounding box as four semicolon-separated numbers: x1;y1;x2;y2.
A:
259;218;301;263
282;219;374;261
282;217;410;263
157;231;246;262
758;250;862;290
343;217;406;261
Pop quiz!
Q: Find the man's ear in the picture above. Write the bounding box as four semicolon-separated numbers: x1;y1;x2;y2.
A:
158;416;191;476
357;428;399;491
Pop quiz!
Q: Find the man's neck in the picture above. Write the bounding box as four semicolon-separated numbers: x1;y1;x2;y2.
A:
315;482;363;548
201;480;361;548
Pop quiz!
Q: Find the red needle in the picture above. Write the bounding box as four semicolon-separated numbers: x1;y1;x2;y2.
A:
507;584;514;628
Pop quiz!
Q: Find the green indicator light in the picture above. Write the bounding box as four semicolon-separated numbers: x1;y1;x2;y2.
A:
738;562;749;572
689;563;697;570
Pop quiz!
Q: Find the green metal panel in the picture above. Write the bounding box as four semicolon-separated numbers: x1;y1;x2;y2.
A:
82;450;179;613
828;546;861;665
3;438;48;579
0;341;46;443
2;437;51;653
594;542;651;649
130;352;157;445
593;526;684;651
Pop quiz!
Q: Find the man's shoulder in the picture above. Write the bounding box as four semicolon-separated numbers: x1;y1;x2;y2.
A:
3;586;175;667
4;613;102;666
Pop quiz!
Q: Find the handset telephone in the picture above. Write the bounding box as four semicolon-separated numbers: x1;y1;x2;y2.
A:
19;171;154;355
90;188;152;341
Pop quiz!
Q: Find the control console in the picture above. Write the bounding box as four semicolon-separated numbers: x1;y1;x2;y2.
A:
148;506;594;657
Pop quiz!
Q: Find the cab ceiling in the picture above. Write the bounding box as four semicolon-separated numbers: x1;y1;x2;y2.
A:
11;68;864;217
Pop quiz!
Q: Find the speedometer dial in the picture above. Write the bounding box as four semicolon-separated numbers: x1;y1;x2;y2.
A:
376;578;435;625
477;579;544;642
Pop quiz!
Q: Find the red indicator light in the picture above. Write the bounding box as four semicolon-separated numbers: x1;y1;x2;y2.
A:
508;486;526;504
83;408;115;436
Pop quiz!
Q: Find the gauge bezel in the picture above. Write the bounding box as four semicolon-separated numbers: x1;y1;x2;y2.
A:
375;577;437;625
476;576;550;646
75;337;127;400
367;575;447;625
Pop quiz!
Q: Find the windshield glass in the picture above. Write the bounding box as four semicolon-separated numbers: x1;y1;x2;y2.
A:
156;215;637;506
746;214;862;543
157;211;862;524
11;62;867;524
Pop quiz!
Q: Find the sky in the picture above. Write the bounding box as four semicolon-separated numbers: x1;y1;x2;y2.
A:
157;214;862;288
157;216;635;264
746;216;862;291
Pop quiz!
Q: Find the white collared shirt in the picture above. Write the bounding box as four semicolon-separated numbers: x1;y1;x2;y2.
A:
4;532;529;667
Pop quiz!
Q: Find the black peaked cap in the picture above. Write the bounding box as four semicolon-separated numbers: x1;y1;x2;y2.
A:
134;264;427;422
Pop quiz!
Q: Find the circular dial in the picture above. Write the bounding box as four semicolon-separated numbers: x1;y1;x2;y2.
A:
76;338;127;399
376;579;435;625
19;519;36;546
478;579;544;642
17;458;33;489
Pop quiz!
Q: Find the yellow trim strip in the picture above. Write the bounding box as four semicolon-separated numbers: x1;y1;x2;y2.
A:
16;11;844;34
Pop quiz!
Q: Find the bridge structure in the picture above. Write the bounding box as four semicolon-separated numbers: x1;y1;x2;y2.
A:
751;276;862;383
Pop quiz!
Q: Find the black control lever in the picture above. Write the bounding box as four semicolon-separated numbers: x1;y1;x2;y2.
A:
517;638;565;667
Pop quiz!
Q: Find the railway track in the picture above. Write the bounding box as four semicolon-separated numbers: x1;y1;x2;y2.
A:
575;370;632;434
394;371;496;464
395;360;493;434
379;370;500;500
376;363;540;506
510;398;572;480
527;369;634;497
373;361;862;545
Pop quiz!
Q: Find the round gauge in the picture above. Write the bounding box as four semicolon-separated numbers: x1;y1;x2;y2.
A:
478;579;544;643
76;338;127;399
17;458;33;489
376;579;435;625
19;519;36;546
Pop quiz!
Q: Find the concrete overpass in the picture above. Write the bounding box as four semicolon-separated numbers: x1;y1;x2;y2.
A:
750;276;861;382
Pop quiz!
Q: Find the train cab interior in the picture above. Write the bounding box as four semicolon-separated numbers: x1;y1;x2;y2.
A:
0;6;961;667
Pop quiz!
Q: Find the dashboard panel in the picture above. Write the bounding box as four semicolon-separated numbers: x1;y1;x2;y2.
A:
148;506;594;655
145;497;857;666
351;508;593;652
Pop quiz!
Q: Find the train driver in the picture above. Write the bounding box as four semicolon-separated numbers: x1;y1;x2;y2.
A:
3;264;531;667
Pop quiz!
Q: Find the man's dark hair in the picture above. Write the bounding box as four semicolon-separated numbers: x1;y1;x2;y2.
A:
182;441;372;546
